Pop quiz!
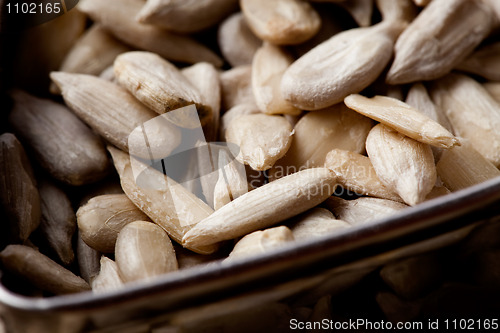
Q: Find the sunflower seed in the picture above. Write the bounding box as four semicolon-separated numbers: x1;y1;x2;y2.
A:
226;226;294;260
219;104;261;141
430;73;500;167
108;146;218;254
270;104;373;180
365;124;436;205
483;82;500;104
9;90;110;185
218;12;262;67
436;140;500;192
115;221;178;283
240;0;321;45
114;51;212;127
0;133;40;242
0;245;90;295
181;62;221;141
137;0;238;33
456;42;500;81
345;94;459;148
324;196;408;225
252;43;301;115
78;0;222;66
287;208;350;241
324;148;402;202
220;65;257;111
77;194;151;253
182;168;337;247
386;0;494;84
213;150;248;210
50;25;131;94
92;256;124;293
376;0;418;23
340;0;374;27
226;113;293;171
281;21;404;110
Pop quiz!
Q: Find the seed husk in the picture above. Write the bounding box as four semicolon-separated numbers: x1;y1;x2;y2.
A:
252;43;301;116
281;21;404;110
115;221;178;283
38;179;76;265
225;113;293;171
0;133;41;242
227;226;294;261
436;140;500;192
0;245;90;295
77;232;101;284
218;12;262;67
77;194;151;253
108;146;218;254
182;168;337;247
324;196;408;225
386;0;495;84
456;42;500;81
92;256;124;293
240;0;321;45
9;89;110;185
50;72;181;159
114;51;212;128
269;104;373;180
324;148;402;202
220;65;257;111
287;208;350;241
78;0;223;66
181;62;221;141
366;124;437;206
429;73;500;167
50;24;132;94
137;0;238;33
345;94;459;149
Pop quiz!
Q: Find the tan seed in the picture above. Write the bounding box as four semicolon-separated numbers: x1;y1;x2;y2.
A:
324;196;408;225
287;208;350;241
345;94;459;148
324;149;402;202
281;21;404;110
429;73;500;167
376;0;418;23
50;25;131;94
114;51;212;127
339;0;374;27
77;232;101;284
456;42;500;81
213;150;248;210
483;82;500;104
218;12;262;67
92;256;124;293
365;124;437;206
220;65;257;111
78;0;222;66
219;104;261;142
252;43;301;116
436;140;500;192
137;0;238;33
386;0;494;84
226;113;293;171
270;104;373;180
182;168;337;247
240;0;321;45
115;221;178;283
77;194;151;253
108;147;218;254
227;226;294;260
